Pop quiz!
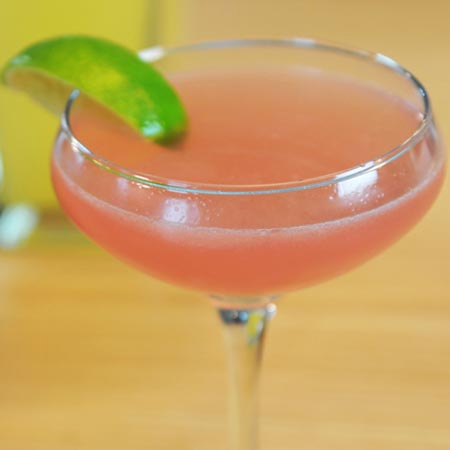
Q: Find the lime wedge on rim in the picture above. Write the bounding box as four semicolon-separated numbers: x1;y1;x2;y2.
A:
1;35;187;143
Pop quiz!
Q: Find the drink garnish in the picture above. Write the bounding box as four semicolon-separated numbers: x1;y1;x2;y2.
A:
1;35;187;143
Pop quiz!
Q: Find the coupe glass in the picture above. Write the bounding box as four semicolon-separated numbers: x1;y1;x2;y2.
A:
51;39;445;450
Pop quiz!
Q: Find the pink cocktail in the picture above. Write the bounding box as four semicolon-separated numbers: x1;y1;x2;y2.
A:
51;40;445;449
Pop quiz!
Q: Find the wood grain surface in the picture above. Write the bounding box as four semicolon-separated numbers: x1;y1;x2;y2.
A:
0;1;449;449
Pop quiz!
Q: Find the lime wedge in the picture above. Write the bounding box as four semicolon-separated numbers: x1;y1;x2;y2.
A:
1;35;187;143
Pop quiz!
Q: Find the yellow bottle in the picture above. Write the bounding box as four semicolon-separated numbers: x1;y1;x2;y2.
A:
0;0;158;214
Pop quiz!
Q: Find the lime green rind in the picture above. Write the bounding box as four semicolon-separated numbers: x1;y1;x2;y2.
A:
1;35;187;143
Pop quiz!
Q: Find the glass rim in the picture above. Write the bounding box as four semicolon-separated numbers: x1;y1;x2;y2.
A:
60;37;432;196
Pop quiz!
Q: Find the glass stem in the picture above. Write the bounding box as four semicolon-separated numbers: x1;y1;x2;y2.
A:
217;302;277;450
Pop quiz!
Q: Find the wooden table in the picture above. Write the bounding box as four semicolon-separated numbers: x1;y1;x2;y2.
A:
2;206;450;450
1;1;450;449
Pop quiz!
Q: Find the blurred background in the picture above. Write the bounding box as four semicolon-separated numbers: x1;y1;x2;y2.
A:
0;1;449;449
